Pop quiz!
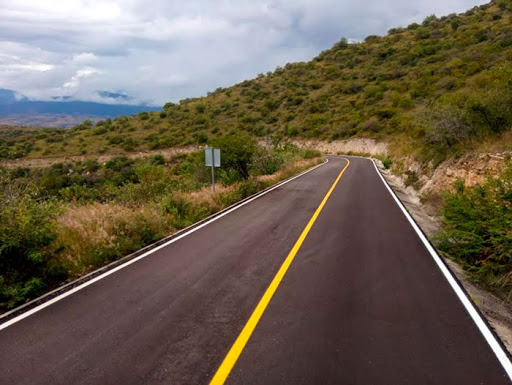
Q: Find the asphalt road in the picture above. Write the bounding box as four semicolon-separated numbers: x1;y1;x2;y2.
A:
1;156;510;384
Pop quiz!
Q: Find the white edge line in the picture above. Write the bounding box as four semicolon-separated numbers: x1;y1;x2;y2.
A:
0;159;329;331
371;158;512;380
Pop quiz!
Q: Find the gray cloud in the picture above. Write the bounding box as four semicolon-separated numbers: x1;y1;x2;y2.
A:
0;0;486;106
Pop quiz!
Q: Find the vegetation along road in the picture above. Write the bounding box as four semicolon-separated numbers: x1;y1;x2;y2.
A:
0;156;510;384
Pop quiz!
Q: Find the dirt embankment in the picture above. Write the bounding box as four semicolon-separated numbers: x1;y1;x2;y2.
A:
293;138;389;156
420;152;510;194
387;151;511;216
0;146;198;168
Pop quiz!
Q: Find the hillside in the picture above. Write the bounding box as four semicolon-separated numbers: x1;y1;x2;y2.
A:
1;0;511;163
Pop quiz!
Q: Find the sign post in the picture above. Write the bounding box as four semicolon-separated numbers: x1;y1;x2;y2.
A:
205;147;221;192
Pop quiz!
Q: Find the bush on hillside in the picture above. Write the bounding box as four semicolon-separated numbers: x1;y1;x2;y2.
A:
422;67;512;161
212;132;257;180
435;166;512;295
424;104;473;148
0;195;65;309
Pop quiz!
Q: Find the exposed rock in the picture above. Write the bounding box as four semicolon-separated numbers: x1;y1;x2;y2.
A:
393;151;512;197
293;138;389;156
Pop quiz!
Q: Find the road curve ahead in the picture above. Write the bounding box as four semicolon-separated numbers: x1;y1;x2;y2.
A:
1;156;510;384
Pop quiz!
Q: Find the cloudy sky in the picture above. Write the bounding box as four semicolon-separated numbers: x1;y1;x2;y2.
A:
1;0;486;106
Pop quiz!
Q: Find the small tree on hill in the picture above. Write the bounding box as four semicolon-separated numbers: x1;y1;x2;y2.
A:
212;131;257;180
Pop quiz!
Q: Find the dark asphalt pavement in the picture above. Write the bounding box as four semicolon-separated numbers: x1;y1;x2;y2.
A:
0;156;509;384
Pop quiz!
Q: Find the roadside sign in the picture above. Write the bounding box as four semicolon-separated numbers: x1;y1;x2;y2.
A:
205;148;221;167
205;148;221;192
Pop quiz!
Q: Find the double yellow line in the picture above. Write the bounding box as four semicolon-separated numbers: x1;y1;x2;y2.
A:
210;158;350;384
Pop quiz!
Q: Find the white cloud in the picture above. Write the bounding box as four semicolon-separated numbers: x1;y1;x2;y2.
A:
72;52;98;64
1;63;54;71
63;67;100;89
0;0;488;105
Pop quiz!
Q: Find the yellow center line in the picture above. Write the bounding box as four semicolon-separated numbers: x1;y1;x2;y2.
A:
209;157;350;385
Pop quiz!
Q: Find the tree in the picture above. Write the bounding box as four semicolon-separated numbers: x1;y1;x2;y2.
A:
334;38;348;49
451;18;461;31
424;104;472;148
212;132;257;180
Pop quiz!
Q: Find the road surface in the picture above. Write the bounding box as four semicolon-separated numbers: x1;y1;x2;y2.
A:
1;156;510;384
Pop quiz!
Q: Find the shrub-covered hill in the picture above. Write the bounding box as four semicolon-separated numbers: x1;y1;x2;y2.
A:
2;0;512;164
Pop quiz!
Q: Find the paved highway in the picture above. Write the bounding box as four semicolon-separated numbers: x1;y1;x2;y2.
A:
1;156;510;384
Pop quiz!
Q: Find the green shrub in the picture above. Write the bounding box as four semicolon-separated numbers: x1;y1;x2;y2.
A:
435;167;512;295
424;104;473;148
382;157;393;169
0;197;65;308
253;148;285;175
93;127;108;135
233;179;264;200
212;132;257;180
404;170;419;187
195;104;206;113
195;130;209;144
150;154;165;165
84;159;99;172
58;185;100;202
466;89;512;134
451;18;461;30
303;149;322;159
415;28;431;39
162;195;211;229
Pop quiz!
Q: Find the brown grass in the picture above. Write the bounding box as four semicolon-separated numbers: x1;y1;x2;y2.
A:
257;158;322;182
56;202;172;275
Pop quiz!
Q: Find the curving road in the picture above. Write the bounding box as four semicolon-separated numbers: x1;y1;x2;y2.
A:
0;156;510;384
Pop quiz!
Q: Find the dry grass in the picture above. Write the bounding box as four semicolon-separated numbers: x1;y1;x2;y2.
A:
473;130;512;154
178;183;234;206
56;202;173;275
257;158;322;182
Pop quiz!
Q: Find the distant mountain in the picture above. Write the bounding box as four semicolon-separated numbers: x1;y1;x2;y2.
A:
97;91;134;101
0;89;160;127
0;89;28;104
51;91;135;103
51;96;73;101
0;100;159;116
